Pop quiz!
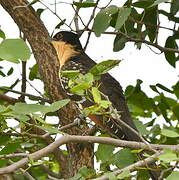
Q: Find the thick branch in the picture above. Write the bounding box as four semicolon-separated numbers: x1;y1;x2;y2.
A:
0;135;178;175
0;0;93;177
0;94;20;104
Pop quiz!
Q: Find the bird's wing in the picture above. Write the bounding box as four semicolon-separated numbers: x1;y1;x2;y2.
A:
72;52;141;141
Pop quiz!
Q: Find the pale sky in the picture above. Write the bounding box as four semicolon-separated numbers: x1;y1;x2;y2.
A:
0;0;178;98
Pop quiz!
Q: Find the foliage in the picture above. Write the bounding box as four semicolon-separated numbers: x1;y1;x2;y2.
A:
0;0;178;179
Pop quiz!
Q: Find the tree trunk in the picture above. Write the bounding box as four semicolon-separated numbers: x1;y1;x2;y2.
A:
0;0;93;178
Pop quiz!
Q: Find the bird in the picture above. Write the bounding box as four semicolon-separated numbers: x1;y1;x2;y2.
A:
51;31;140;141
51;31;159;180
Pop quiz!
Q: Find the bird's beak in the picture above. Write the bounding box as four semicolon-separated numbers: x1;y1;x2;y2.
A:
48;36;57;41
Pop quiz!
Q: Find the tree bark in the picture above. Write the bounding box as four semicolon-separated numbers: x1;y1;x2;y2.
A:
0;0;93;178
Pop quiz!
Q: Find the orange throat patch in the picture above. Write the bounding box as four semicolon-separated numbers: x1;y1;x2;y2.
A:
52;41;79;68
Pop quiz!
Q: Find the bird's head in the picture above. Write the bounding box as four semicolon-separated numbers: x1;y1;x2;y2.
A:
51;31;83;67
52;31;83;51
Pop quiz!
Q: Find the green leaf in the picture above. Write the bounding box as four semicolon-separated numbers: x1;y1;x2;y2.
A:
117;170;131;179
172;104;179;120
12;103;44;114
89;60;121;75
100;100;111;108
95;144;115;163
93;5;118;37
0;136;11;146
29;64;40;80
172;81;179;99
150;85;160;94
60;70;80;79
0;70;6;77
112;148;135;168
9;112;30;122
0;30;6;39
113;35;127;52
12;99;70;114
83;104;102;116
37;125;62;134
7;67;13;76
0;142;21;155
158;102;169;122
132;1;153;8
134;119;149;135
70;82;92;94
36;8;44;17
0;39;31;63
170;0;179;15
28;0;40;6
105;173;118;180
69;73;94;94
137;169;150;180
149;0;169;7
92;87;101;104
115;8;131;30
159;149;178;163
55;19;66;29
156;83;173;93
73;1;97;8
78;166;96;178
48;99;70;112
144;7;157;42
166;171;179;180
164;36;177;67
161;129;179;138
128;91;153;111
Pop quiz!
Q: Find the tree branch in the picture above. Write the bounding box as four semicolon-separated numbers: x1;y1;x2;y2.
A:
94;151;163;180
0;87;51;103
0;0;93;177
0;135;178;175
0;93;20;104
87;29;179;53
0;153;28;159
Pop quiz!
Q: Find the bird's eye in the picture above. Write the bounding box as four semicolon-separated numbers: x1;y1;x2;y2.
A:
57;33;63;40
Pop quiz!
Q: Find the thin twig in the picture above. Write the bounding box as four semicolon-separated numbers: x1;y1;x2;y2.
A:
42;120;79;138
104;31;179;53
129;16;178;33
86;0;100;28
102;0;113;9
1;120;79;140
19;31;27;102
0;153;28;159
0;87;51;103
73;0;83;32
40;164;61;178
84;31;92;51
9;160;36;180
87;29;179;53
93;151;163;180
26;80;44;97
20;61;27;102
0;132;44;139
39;0;73;31
82;0;100;49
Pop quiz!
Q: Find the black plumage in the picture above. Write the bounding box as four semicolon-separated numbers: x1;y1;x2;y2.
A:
52;31;159;180
52;31;141;141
